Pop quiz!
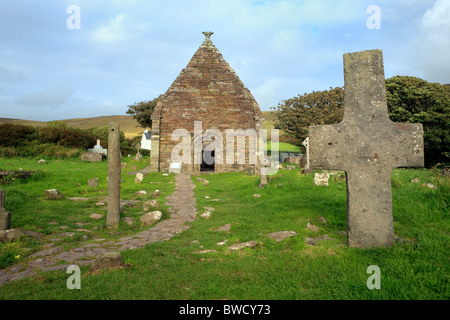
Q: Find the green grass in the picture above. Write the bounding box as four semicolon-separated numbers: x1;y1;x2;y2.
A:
0;157;448;300
0;156;175;267
266;141;300;153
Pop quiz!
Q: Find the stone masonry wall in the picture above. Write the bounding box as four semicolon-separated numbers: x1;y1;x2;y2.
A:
151;33;264;173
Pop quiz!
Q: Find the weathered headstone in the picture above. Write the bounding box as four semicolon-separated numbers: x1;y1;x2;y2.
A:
259;172;268;188
81;152;102;162
0;190;11;230
134;173;144;183
106;122;121;227
314;172;329;186
308;49;424;248
88;139;108;156
88;178;99;188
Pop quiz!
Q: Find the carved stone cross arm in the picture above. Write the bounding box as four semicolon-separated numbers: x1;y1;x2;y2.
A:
309;49;424;248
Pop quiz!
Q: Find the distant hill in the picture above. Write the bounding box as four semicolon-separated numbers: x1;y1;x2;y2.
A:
0;111;278;138
0;115;143;138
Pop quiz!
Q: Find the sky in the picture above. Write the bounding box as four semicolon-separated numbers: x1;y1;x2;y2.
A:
0;0;449;121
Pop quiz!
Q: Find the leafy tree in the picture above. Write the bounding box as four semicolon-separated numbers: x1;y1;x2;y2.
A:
273;76;449;167
272;87;344;148
87;126;125;148
46;120;68;129
126;95;161;129
386;76;450;167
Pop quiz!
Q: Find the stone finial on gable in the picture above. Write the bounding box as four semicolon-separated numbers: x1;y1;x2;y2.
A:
202;31;214;40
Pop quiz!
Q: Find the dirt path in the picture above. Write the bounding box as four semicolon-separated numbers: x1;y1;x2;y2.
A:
0;173;197;285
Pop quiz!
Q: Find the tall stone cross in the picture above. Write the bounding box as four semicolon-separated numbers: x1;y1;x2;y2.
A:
308;49;424;248
107;122;121;227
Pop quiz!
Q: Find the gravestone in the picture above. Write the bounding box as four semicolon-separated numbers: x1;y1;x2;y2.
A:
302;137;311;173
0;190;11;230
106;122;121;227
134;173;144;183
81;152;102;162
259;171;268;188
314;172;329;186
88;178;99;188
134;143;142;161
88;139;108;156
308;49;424;248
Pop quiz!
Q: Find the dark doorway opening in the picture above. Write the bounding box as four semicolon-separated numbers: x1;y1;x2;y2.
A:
201;150;215;172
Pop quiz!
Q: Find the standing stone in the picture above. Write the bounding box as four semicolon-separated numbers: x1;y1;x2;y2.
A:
0;190;11;230
259;172;268;188
139;211;162;226
107;122;121;227
308;49;424;248
135;152;142;161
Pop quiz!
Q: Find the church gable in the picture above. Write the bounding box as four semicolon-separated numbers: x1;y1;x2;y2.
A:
150;32;264;173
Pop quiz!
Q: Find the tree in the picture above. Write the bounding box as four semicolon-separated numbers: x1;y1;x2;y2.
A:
272;87;344;148
46;120;68;129
386;76;450;167
126;95;162;129
272;76;449;167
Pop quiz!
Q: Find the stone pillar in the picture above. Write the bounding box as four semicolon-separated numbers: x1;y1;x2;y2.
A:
149;118;161;172
0;190;11;230
259;172;268;188
107;122;121;227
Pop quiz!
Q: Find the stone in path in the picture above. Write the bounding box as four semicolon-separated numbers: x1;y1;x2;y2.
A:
91;252;123;271
139;211;162;226
308;49;424;248
0;172;199;285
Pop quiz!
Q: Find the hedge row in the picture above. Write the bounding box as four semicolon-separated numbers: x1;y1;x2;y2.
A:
0;124;138;158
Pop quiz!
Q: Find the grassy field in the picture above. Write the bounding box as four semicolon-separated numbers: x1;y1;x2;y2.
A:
0;156;448;300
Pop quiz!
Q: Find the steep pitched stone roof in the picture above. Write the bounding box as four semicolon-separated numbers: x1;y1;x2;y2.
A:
152;32;263;126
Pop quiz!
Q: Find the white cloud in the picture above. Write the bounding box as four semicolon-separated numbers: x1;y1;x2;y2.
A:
414;0;450;83
14;86;73;107
252;76;285;109
0;66;27;82
90;13;150;43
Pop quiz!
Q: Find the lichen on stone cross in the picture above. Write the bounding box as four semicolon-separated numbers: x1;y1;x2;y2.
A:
308;49;424;249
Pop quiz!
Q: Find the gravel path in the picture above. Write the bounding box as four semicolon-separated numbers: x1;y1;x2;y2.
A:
0;173;197;285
